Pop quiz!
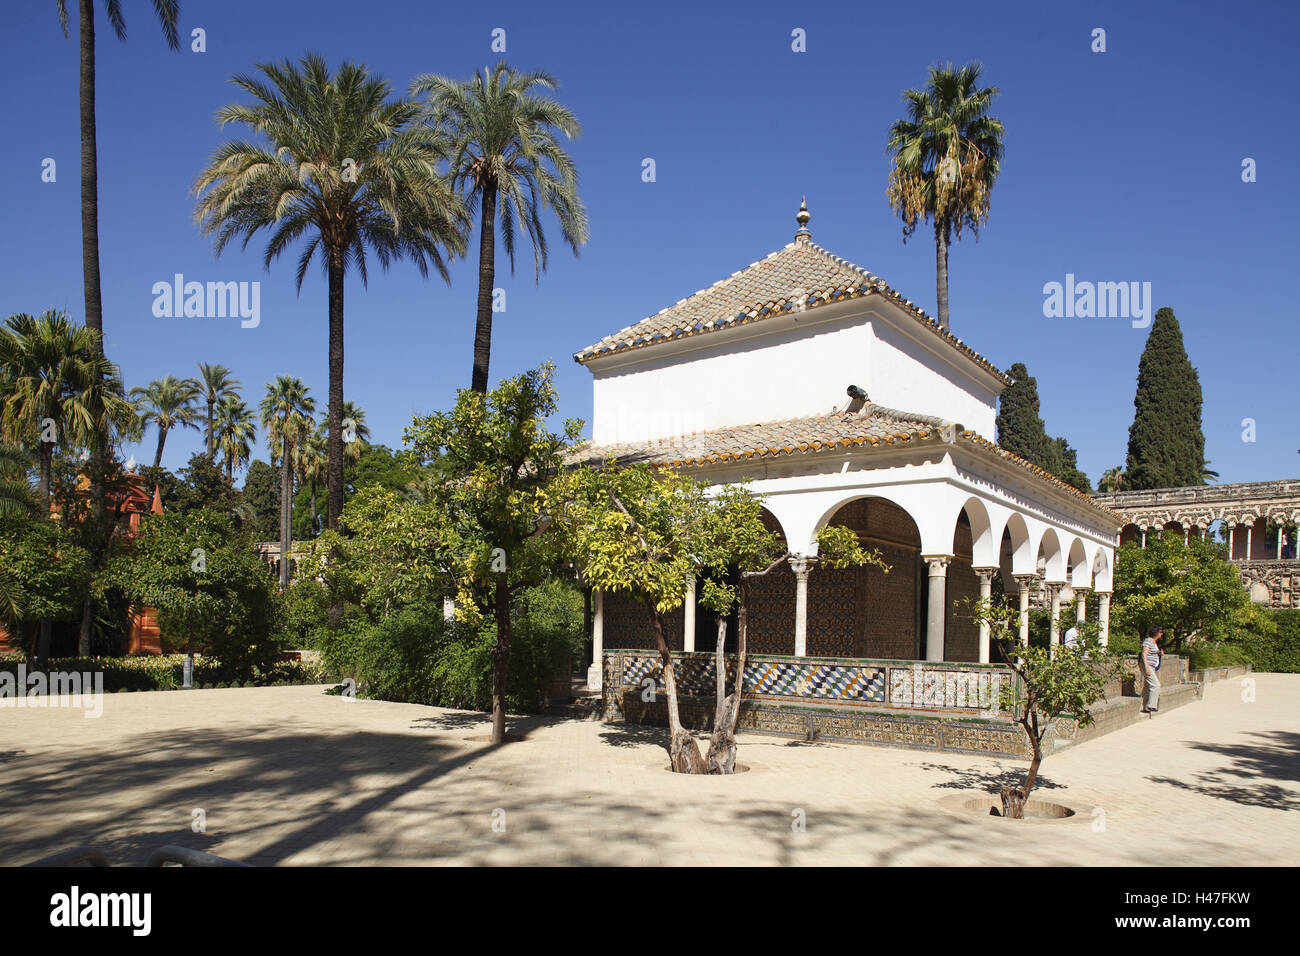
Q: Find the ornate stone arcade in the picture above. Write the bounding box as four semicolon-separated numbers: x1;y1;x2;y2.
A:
1094;480;1300;609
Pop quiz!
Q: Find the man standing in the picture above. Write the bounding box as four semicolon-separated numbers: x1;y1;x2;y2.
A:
1140;625;1163;715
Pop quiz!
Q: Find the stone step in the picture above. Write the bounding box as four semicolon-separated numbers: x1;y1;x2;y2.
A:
1049;683;1203;752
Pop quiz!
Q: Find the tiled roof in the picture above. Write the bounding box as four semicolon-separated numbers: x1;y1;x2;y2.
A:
573;231;1008;384
568;403;952;469
569;404;1120;524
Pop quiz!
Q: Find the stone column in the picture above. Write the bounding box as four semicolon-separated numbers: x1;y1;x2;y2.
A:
683;576;696;653
1183;527;1189;546
1015;575;1035;647
1075;587;1089;624
586;589;604;690
923;556;951;662
790;556;814;657
1278;524;1285;561
1048;583;1063;656
1246;522;1254;560
1228;524;1236;559
1097;591;1112;647
974;567;997;664
1141;528;1147;548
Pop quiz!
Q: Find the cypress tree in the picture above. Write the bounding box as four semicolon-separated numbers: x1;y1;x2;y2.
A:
1125;307;1207;489
997;363;1052;466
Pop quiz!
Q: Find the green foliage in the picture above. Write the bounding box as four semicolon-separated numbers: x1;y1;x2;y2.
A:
996;363;1090;491
1125;307;1209;489
276;577;331;649
0;513;91;645
970;597;1122;745
1111;535;1247;652
317;578;584;712
103;508;281;680
241;459;280;539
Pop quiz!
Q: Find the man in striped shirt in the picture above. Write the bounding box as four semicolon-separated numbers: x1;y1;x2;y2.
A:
1139;625;1164;714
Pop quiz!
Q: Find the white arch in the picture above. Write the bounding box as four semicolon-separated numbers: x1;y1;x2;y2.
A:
1091;547;1113;592
1036;527;1066;582
1001;512;1035;577
1067;537;1091;588
954;496;999;568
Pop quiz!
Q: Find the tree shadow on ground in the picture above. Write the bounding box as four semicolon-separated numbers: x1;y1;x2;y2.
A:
918;762;1064;793
1147;730;1300;812
599;722;672;749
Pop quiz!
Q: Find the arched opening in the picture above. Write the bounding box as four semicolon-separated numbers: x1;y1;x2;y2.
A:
742;508;793;655
944;504;985;662
1119;523;1142;547
809;496;923;659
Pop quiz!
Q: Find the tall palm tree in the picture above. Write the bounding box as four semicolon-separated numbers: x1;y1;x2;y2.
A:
130;375;201;470
0;310;127;501
195;363;240;460
214;395;256;483
194;53;468;535
411;62;589;394
1098;466;1126;493
260;376;314;588
886;62;1003;330
296;429;328;536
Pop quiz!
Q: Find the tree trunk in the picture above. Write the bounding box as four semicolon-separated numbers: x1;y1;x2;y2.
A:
1000;716;1041;819
77;596;92;657
152;428;167;471
206;398;216;460
38;441;52;504
646;602;706;774
310;483;317;537
705;616;737;774
470;181;498;394
490;570;511;745
326;251;345;531
78;0;108;661
279;439;291;590
934;217;950;330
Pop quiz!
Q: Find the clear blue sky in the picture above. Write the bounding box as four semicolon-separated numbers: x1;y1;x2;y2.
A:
2;0;1297;485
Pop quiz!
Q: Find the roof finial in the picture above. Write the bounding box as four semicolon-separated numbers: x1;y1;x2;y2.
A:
795;196;811;240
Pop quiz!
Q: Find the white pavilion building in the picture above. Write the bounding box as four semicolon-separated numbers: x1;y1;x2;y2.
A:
574;203;1121;692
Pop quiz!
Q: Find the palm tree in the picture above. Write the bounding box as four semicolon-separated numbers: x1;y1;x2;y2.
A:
1098;466;1126;493
0;444;37;518
340;399;371;467
296;429;328;535
411;62;589;394
196;363;240;460
130;375;201;470
194;53;467;535
0;310;127;501
214;395;256;482
886;62;1003;330
260;376;314;588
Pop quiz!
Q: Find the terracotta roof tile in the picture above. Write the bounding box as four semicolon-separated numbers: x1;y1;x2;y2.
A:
573;234;1008;383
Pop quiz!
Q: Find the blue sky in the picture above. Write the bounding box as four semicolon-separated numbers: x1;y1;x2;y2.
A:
2;0;1297;485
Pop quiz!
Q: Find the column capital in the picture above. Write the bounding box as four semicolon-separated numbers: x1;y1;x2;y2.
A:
972;566;999;579
922;554;952;575
1094;590;1113;598
788;554;817;576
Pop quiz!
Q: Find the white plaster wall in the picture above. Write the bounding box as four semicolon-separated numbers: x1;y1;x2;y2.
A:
590;312;872;444
866;311;999;438
588;302;1001;445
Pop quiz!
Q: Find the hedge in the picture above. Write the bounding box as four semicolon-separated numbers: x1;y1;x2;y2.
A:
0;653;327;693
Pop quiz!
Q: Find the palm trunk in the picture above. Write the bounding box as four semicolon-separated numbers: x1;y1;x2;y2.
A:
934;217;951;330
490;570;511;744
470;181;498;394
78;0;107;660
279;439;291;590
326;251;345;531
38;442;53;503
206;399;215;459
310;483;317;537
647;602;706;773
152;428;167;471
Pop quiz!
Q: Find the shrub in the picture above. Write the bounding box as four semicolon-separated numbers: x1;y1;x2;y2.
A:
0;653;326;692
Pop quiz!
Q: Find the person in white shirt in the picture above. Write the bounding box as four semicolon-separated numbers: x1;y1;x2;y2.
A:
1139;625;1163;714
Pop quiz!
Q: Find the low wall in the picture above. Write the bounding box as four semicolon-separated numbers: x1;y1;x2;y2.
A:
1189;663;1252;685
602;650;1031;758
